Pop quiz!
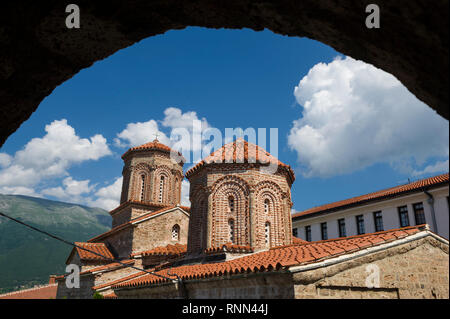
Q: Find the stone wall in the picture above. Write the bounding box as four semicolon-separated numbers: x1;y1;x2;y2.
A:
131;208;189;255
113;235;448;299
187;165;293;254
115;272;295;299
293;237;449;299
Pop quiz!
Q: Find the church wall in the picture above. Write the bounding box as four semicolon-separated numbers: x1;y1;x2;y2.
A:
293;186;450;241
292;237;449;299
111;206;132;228
187;165;293;254
131;208;189;255
100;228;134;259
56;275;95;299
113;236;449;299
114;272;295;299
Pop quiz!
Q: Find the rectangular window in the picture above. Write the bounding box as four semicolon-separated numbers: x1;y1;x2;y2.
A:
293;228;298;238
356;215;365;235
373;211;384;232
321;222;328;240
413;202;426;225
338;218;346;237
305;226;311;242
398;205;410;227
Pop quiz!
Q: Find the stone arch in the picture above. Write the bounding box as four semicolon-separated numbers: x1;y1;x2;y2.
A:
153;165;172;204
211;175;250;247
130;163;152;202
0;2;447;149
254;180;287;248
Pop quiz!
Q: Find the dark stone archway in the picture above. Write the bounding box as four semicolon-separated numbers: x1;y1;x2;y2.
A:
0;1;448;147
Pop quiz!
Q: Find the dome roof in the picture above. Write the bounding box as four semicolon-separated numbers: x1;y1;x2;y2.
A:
185;138;294;182
121;139;185;163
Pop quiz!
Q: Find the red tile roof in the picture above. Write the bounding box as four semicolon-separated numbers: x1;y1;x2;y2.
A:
80;260;135;275
0;284;57;299
89;205;188;242
67;242;115;263
132;243;187;258
292;236;308;245
113;225;426;290
292;173;449;219
185;138;295;183
121;139;185;163
92;269;147;290
103;292;118;299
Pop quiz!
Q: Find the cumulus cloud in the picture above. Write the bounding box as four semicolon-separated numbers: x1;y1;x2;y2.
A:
0;119;112;190
288;56;449;178
114;120;169;148
412;160;449;177
180;180;190;207
41;177;94;203
87;177;123;210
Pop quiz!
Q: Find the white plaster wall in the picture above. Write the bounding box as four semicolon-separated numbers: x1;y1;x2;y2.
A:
292;186;449;241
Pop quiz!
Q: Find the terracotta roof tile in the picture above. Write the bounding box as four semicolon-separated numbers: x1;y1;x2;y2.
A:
131;243;187;258
113;225;426;290
121;139;185;163
0;284;57;299
293;173;449;219
70;242;115;262
185;138;295;183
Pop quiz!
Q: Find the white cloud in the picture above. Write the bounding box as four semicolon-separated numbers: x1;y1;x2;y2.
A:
114;120;169;148
0;186;40;197
288;56;449;178
161;107;209;132
412;160;449;177
41;177;94;203
180;180;190;207
0;119;111;196
0;153;12;168
87;177;123;210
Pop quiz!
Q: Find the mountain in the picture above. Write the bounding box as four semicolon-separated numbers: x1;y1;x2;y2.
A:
0;194;112;294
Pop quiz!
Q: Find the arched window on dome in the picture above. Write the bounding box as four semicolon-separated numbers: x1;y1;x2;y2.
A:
228;196;235;213
172;224;180;241
139;174;146;201
228;219;235;244
159;175;165;202
265;221;271;247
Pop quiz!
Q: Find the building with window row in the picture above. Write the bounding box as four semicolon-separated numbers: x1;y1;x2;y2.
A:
292;173;449;242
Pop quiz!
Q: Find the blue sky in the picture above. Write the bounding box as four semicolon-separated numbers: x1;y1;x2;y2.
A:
0;27;448;212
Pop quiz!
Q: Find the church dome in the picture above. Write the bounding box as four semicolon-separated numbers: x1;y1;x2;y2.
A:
185;138;294;182
121;139;185;162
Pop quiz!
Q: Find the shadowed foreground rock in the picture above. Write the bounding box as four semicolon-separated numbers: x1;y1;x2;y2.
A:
0;0;448;146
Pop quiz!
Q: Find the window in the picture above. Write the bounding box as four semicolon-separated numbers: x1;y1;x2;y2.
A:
321;222;328;240
305;226;312;242
172;224;180;241
356;215;365;235
398;206;410;227
265;222;271;247
264;199;270;214
373;211;384;232
228;219;235;243
228;196;235;213
413;202;426;225
159;176;165;202
140;174;145;201
293;228;298;238
338;218;346;237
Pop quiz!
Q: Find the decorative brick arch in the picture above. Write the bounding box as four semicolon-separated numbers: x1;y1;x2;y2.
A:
211;175;250;247
130;163;152;202
153;165;172;204
254;180;288;248
187;185;208;254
